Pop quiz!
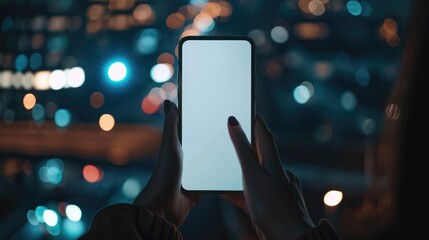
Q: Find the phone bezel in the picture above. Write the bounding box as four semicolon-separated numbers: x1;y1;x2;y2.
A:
178;36;256;194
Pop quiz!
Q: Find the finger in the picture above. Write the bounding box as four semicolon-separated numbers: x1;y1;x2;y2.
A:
227;116;263;182
154;100;182;187
255;115;287;180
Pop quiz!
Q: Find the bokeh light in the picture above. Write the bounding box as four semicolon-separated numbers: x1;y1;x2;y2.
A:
15;54;28;71
340;92;357;111
90;91;105;109
107;62;127;82
35;206;47;223
293;85;311;104
62;219;85;239
27;210;39;226
29;53;43;70
150;63;173;83
308;0;326;16
161;82;178;100
324;190;343;207
360;1;372;17
34;71;51;90
99;114;115;131
355;68;370;87
23;93;36;110
193;12;215;33
65;205;82;222
157;53;175;65
32;103;45;122
67;67;85;88
49;70;67;90
122;177;142;199
271;26;289;43
248;29;267;47
38;158;64;185
166;13;185;29
54;109;72;128
361;118;375;135
141;95;159;114
43;209;58;227
346;0;362;16
136;28;160;55
133;4;155;24
82;164;103;183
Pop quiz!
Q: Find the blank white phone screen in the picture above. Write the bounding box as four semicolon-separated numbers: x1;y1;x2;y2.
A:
181;39;252;191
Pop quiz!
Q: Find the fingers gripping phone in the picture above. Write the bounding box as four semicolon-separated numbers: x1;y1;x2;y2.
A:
179;36;255;192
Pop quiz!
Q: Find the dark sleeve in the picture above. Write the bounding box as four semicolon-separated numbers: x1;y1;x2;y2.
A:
296;219;341;240
79;203;183;240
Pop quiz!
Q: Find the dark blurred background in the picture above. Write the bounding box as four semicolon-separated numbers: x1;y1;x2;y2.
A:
0;0;413;239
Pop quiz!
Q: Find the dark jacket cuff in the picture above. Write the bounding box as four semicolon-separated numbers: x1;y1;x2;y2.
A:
296;219;341;240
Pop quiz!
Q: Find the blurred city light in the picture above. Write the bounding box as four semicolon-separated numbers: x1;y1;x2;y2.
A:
15;54;28;71
67;67;85;88
43;209;58;227
248;29;267;47
83;164;103;183
62;219;85;239
29;53;43;70
361;118;376;135
271;26;289;43
346;0;362;16
27;210;39;226
323;190;343;207
34;71;51;90
340;91;357;111
49;70;67;90
32;103;45;122
107;62;127;82
360;1;372;17
38;158;64;185
90;91;105;109
65;205;82;222
35;206;47;223
141;95;160;114
136;28;160;55
99;114;115;131
54;109;71;128
122;177;142;199
23;93;36;110
193;13;215;32
355;68;370;87
293;85;311;104
150;63;173;83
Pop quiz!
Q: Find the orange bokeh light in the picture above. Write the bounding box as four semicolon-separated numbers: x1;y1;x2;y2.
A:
23;93;36;110
83;164;103;183
166;13;185;29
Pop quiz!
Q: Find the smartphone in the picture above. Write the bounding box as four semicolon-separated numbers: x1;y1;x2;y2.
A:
179;36;255;192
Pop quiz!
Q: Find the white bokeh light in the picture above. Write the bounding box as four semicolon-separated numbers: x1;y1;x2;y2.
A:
49;70;66;90
65;204;82;222
43;209;59;227
323;190;343;207
67;67;85;88
108;62;127;81
150;64;173;83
